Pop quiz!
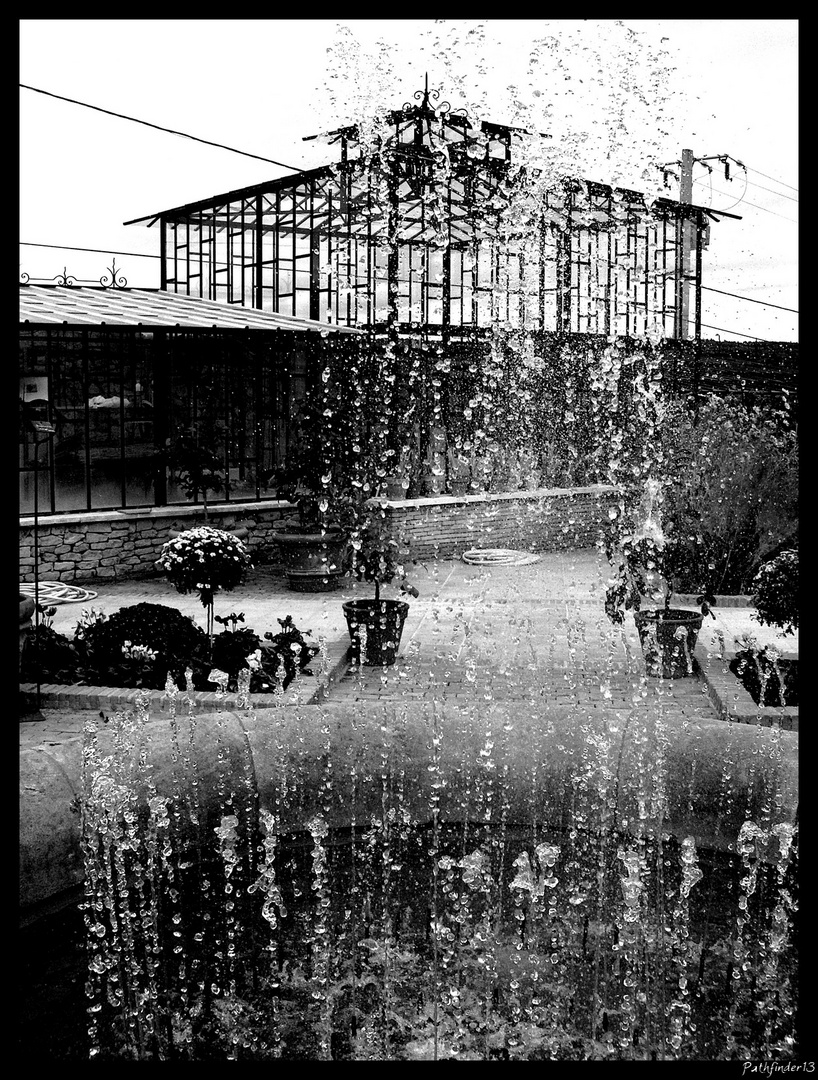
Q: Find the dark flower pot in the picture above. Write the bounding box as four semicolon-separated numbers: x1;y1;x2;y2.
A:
19;594;36;674
343;599;409;666
633;608;704;679
272;529;348;592
730;653;799;707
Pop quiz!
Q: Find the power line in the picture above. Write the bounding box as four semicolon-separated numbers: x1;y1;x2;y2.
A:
743;177;797;203
21;241;160;259
695;163;747;213
20;83;303;172
692;179;797;222
699;322;773;342
743;163;798;194
17;239;453;287
21;244;799;317
700;154;798;199
701;285;798;314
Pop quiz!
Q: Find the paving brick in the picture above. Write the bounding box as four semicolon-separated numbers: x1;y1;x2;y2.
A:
22;551;798;745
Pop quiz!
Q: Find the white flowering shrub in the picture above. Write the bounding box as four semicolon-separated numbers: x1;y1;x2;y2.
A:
158;527;252;606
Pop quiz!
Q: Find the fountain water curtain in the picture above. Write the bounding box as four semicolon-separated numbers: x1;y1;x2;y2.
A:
19;669;797;1062
20;26;798;1061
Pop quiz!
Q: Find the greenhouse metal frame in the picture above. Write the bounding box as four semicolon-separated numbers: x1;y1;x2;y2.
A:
128;84;736;341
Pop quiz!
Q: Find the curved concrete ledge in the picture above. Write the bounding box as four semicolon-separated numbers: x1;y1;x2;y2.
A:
19;678;323;714
20;700;798;915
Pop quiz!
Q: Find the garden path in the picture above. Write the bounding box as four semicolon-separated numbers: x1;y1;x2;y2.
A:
22;547;791;747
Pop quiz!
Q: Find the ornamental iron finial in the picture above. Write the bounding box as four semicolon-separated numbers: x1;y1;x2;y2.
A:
20;262;129;288
403;73;451;116
100;258;127;289
55;267;78;287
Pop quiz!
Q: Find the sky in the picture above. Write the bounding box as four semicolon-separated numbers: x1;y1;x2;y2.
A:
19;18;798;342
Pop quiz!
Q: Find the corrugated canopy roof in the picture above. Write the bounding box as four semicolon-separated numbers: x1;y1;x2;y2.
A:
19;285;363;333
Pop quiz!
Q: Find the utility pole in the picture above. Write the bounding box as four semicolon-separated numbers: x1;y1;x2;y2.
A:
677;148;695;340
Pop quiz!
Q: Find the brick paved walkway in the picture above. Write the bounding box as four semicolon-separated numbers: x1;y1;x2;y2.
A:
22;547;774;745
326;553;719;721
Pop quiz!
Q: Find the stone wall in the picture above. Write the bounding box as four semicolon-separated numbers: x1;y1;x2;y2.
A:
19;486;622;584
382;485;622;561
18;502;292;585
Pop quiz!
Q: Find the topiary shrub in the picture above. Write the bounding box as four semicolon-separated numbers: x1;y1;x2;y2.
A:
157;526;253;647
348;507;419;605
752;549;799;637
658;395;797;595
79;602;207;689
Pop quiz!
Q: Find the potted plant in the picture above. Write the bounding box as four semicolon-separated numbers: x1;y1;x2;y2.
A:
157;526;253;650
447;447;472;497
271;464;356;592
470;451;495;494
487;446;512;494
518;448;543;491
728;549;799;707
270;399;358;592
19;592;36;674
343;507;419;666
604;480;713;679
382;447;413;500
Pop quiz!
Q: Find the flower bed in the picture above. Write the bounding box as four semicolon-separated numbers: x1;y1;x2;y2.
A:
19;602;325;705
694;549;799;729
693;640;798;733
730;652;798;707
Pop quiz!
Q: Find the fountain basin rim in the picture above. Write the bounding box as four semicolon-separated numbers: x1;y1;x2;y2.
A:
19;700;798;920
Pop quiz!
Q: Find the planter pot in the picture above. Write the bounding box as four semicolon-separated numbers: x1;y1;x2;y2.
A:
19;594;36;675
449;478;469;497
343;599;409;666
730;654;799;707
271;529;348;592
634;608;704;679
422;473;444;496
384;477;407;500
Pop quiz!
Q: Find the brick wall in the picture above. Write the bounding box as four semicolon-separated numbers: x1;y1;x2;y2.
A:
19;502;292;585
19;486;623;584
382;485;622;561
